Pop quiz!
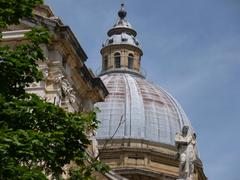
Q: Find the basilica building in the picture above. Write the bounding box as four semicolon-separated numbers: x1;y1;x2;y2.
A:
95;4;207;180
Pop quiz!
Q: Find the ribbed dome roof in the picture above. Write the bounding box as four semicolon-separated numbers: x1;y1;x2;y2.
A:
96;73;192;145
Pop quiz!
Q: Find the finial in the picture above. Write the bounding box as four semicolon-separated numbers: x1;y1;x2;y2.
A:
118;3;127;19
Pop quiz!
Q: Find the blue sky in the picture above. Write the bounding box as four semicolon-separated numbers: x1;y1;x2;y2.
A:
45;0;240;179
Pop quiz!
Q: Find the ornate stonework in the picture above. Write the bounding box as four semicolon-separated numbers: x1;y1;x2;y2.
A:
1;5;108;114
175;126;197;180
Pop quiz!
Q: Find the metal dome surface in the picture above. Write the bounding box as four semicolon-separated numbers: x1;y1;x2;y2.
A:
114;18;132;28
103;33;140;48
95;73;192;146
107;4;137;38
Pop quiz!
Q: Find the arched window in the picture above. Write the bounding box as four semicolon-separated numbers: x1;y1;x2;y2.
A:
114;52;121;68
103;56;108;71
128;53;134;69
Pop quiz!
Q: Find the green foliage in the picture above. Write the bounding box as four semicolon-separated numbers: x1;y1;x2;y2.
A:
0;0;109;179
0;94;109;179
69;158;110;180
0;27;49;98
0;0;43;28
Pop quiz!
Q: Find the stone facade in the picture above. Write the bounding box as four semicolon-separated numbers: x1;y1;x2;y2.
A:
1;5;108;113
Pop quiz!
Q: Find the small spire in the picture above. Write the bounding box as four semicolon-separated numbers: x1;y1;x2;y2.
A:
118;3;127;19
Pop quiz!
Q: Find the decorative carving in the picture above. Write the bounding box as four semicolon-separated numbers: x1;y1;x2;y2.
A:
88;130;99;158
42;68;49;80
48;72;77;106
61;79;69;93
69;93;76;103
54;73;64;83
66;86;73;94
30;82;39;87
175;126;197;180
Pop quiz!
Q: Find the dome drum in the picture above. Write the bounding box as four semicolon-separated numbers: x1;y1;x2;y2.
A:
97;138;179;179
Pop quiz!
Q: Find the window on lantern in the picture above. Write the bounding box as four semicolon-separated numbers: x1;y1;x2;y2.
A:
103;56;108;71
128;53;134;69
114;52;121;68
108;38;113;44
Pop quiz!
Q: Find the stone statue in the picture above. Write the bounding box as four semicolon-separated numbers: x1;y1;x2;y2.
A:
61;79;69;93
175;126;197;180
54;73;64;83
69;93;76;103
43;68;49;80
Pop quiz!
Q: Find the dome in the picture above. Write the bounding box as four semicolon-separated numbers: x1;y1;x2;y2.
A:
95;4;206;179
95;5;206;179
96;72;192;145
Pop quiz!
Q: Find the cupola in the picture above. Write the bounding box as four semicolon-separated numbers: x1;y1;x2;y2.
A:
100;4;143;77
